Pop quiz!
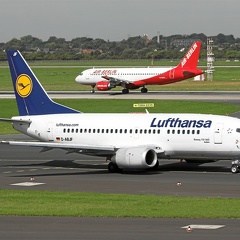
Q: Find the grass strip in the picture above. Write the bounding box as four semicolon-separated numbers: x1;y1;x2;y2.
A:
0;190;239;218
1;99;240;134
1;66;240;91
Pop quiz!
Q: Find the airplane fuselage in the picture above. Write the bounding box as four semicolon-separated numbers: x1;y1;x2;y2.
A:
77;67;173;84
12;113;240;161
76;67;203;88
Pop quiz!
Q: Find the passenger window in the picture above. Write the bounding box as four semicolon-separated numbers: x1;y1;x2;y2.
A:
236;128;240;133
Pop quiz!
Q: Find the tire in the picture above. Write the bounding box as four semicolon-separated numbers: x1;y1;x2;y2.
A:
231;164;239;173
108;162;120;173
122;89;129;94
141;87;148;93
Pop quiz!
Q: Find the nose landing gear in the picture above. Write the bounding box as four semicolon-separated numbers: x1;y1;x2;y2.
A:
231;160;240;173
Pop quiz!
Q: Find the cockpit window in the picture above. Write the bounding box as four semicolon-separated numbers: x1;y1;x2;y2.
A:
236;128;240;133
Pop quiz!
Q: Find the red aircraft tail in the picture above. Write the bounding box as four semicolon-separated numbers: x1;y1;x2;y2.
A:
176;41;202;70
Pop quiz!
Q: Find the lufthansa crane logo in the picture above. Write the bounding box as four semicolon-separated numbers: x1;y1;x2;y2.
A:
16;74;33;98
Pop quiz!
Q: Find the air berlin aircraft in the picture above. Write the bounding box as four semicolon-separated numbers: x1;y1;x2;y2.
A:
75;41;203;94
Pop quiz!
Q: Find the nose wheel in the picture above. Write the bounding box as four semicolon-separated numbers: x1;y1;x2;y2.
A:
90;85;95;93
231;160;240;173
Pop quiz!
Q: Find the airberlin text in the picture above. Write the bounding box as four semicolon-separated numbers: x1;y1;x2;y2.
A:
93;69;118;75
150;117;212;128
181;42;198;67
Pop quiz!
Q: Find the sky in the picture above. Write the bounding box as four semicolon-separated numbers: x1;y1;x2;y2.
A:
0;0;240;42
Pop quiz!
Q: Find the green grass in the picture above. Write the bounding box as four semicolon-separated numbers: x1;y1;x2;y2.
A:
0;190;239;218
1;99;240;134
1;65;240;91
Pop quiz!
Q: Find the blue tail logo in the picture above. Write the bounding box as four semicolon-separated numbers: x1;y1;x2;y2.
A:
16;74;33;98
7;50;80;116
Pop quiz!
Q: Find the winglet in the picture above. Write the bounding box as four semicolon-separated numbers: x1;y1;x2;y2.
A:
7;50;80;116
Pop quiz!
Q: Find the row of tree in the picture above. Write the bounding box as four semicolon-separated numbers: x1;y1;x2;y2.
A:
0;33;240;61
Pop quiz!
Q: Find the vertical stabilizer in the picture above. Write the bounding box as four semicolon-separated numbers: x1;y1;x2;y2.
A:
7;50;80;116
177;41;202;69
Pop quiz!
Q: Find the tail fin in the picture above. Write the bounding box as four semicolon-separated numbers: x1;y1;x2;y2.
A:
177;41;202;69
7;50;80;116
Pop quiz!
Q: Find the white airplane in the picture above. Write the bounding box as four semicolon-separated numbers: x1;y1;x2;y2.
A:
1;50;240;173
75;41;203;94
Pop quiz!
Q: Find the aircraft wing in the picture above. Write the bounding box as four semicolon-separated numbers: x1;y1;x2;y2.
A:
102;75;133;85
1;140;164;156
0;140;116;156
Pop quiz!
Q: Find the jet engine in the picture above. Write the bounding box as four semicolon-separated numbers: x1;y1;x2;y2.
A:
96;81;111;91
112;147;158;169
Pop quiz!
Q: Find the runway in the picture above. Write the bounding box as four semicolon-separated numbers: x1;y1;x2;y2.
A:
1;134;240;198
1;90;240;102
1;92;240;239
0;216;239;240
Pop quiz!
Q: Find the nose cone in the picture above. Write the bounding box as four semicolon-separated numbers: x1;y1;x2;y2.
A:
75;75;80;83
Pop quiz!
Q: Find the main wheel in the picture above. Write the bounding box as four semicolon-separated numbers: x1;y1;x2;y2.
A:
141;87;148;93
122;88;129;94
108;162;120;173
231;164;239;173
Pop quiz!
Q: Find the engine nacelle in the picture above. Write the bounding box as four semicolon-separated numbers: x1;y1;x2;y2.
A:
96;81;111;91
112;147;158;169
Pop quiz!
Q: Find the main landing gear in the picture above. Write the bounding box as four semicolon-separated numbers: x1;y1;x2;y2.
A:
231;160;240;173
121;87;148;94
122;88;129;94
108;162;121;173
90;85;95;93
141;87;148;93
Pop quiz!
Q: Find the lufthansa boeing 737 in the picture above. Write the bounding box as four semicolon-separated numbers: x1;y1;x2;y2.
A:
0;50;240;173
75;42;203;94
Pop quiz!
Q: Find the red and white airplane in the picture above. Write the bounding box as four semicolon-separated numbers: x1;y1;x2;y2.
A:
75;41;203;94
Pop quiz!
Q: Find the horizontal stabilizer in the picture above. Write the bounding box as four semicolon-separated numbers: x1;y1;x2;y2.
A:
0;118;32;124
